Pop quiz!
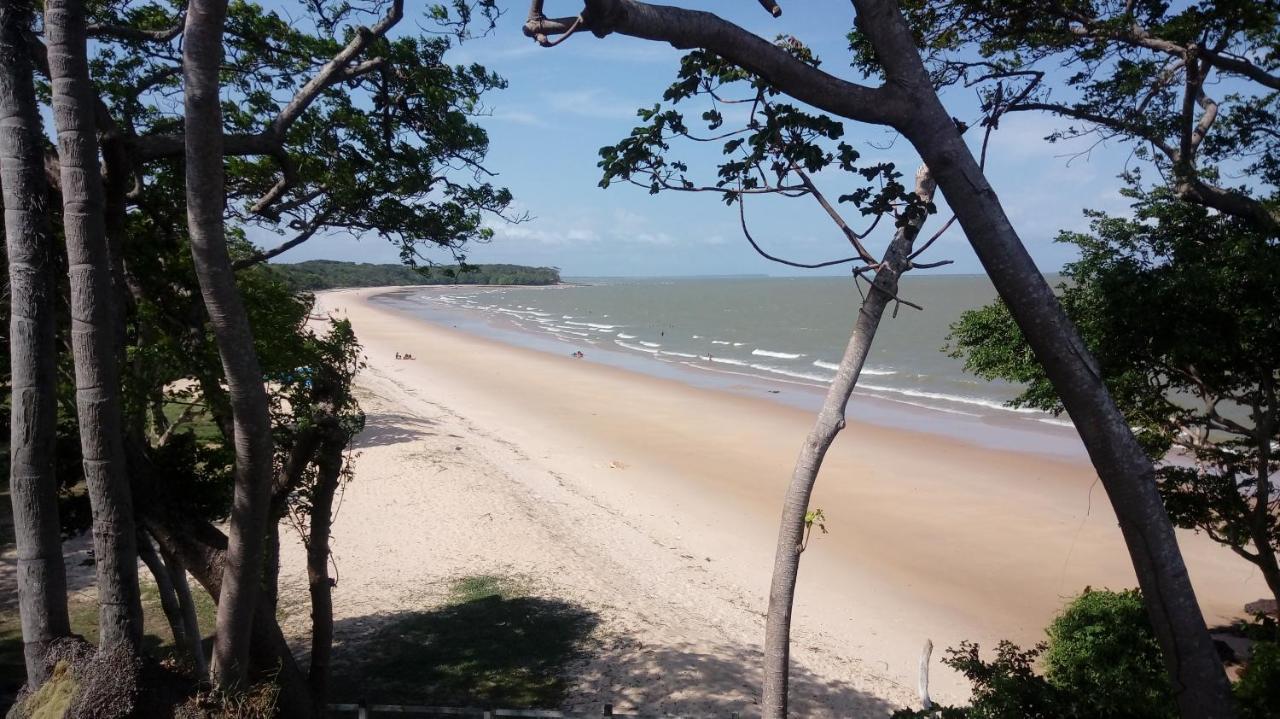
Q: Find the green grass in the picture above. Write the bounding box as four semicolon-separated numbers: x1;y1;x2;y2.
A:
161;400;223;443
329;574;598;708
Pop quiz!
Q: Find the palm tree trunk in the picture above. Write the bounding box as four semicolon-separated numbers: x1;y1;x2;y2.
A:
761;167;934;718
0;0;71;686
182;0;276;690
45;0;144;654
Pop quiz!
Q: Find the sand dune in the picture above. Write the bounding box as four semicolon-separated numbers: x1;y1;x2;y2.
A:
275;286;1266;715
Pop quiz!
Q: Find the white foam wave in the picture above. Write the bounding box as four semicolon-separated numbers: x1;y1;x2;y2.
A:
711;340;731;345
564;321;617;329
752;348;804;359
749;364;832;384
617;333;637;339
639;341;661;348
709;356;748;366
812;359;896;376
858;383;1039;415
616;340;659;354
660;351;699;359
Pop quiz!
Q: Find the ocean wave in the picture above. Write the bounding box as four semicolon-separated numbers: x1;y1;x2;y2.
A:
616;340;659;354
660;350;699;359
733;342;745;347
812;359;896;376
749;364;832;384
564;321;617;329
858;383;1039;415
708;356;748;366
711;340;731;345
617;333;637;339
752;348;804;359
640;341;661;348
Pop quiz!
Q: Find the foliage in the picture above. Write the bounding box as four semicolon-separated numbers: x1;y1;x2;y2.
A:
268;260;561;291
1042;589;1174;717
1236;640;1280;719
598;41;932;272
894;589;1174;719
854;0;1280;233
948;185;1280;601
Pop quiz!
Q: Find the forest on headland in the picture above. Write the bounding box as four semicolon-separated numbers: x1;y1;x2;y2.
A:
1;0;1277;718
269;260;561;290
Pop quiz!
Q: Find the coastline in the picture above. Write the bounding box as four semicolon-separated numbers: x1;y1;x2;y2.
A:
289;286;1267;713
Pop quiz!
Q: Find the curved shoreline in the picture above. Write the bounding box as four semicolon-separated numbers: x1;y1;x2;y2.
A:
290;286;1265;713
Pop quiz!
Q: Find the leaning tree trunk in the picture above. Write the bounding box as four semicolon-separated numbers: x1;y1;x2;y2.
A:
183;0;277;690
762;167;935;718
138;532;192;660
45;0;145;655
159;543;209;679
853;1;1235;713
0;0;71;686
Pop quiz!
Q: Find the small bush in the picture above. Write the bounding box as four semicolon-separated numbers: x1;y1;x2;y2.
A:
1043;588;1174;718
1236;640;1280;719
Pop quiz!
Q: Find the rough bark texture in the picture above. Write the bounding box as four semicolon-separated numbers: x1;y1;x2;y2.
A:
762;167;934;718
527;1;1236;714
182;0;276;690
0;0;71;685
306;435;346;711
45;0;144;654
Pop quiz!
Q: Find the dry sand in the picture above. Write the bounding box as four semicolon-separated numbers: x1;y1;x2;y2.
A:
274;286;1267;716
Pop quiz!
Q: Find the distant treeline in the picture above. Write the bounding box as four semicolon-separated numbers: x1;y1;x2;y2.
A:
268;260;561;290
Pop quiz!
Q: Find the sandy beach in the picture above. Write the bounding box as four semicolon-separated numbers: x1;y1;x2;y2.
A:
275;286;1268;715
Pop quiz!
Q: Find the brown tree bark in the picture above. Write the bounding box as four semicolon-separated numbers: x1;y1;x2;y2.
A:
527;1;1235;715
182;0;277;691
762;167;934;717
45;0;144;654
159;542;209;679
138;531;190;657
0;0;71;686
306;433;347;711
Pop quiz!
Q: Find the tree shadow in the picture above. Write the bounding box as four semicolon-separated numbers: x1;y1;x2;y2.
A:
353;412;440;449
330;585;598;707
328;576;896;717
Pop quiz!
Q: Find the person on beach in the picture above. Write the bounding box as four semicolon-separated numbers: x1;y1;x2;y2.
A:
396;352;402;360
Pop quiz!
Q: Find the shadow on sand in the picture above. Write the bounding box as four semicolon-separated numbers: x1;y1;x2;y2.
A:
352;412;440;449
327;578;895;717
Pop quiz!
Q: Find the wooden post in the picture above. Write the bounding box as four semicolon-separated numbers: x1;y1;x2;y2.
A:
919;638;933;710
603;704;613;716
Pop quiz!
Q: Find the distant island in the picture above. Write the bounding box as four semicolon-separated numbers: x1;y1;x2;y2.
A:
268;260;561;290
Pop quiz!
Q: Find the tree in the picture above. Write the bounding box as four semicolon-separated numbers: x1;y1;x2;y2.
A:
525;1;1234;715
0;0;71;687
46;0;144;655
950;185;1280;609
878;0;1280;233
596;42;974;715
0;0;509;708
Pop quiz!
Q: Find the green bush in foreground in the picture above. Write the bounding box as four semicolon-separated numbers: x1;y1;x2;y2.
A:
897;588;1280;718
1042;588;1173;718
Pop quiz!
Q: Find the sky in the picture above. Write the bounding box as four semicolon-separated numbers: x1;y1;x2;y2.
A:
268;0;1141;277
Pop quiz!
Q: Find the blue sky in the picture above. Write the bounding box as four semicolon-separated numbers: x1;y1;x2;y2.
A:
272;0;1139;277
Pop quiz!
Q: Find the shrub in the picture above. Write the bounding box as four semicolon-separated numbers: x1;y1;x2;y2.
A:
1043;588;1174;718
1236;640;1280;719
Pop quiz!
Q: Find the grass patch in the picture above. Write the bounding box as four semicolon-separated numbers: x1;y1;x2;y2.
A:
161;400;222;443
330;575;598;708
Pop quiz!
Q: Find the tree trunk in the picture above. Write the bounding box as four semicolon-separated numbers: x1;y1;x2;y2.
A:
761;167;934;718
138;531;190;658
853;1;1235;712
145;516;315;718
160;543;209;679
45;0;144;654
307;434;346;711
182;0;276;690
0;0;71;686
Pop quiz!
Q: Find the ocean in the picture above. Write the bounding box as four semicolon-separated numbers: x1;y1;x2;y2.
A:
372;275;1083;442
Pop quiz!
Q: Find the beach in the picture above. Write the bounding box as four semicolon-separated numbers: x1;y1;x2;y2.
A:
277;286;1268;715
